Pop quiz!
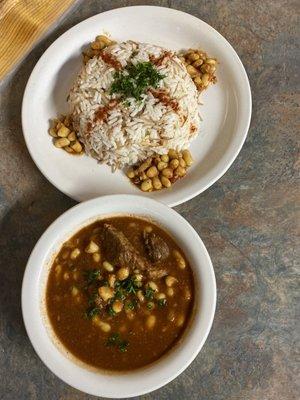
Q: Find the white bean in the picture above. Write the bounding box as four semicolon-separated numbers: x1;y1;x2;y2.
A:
85;240;99;253
146;315;156;329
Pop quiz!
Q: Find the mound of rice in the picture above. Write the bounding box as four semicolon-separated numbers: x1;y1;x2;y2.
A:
69;41;200;169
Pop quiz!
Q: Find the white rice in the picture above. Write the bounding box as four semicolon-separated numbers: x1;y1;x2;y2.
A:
69;41;200;169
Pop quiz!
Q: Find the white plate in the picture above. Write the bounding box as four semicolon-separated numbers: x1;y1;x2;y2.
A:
22;6;251;206
22;195;216;398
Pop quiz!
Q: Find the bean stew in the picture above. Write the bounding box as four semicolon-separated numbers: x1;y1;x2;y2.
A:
46;216;194;371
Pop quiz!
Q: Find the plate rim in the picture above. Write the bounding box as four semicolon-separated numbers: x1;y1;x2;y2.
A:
22;5;252;207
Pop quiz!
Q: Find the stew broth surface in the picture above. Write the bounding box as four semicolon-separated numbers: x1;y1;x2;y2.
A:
46;216;194;371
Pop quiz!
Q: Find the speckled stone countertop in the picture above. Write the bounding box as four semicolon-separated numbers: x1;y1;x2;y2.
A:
0;1;299;399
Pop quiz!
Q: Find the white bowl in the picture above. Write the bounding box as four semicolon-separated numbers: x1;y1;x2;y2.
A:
21;195;216;398
22;6;251;206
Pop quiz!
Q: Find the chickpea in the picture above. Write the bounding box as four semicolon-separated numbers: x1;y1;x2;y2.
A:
94;318;111;332
161;168;173;178
67;131;76;141
139;172;147;181
91;41;102;50
55;264;62;276
93;252;101;263
152;176;162;190
54;137;70;148
146;166;158;178
144;226;152;233
146;315;156;329
193;76;202;86
201;64;212;74
169;159;179;169
179;158;186;168
64;146;74;154
155;292;166;300
141;179;153;192
108;274;116;288
182;149;193;166
112;300;124;313
49;128;57;137
165;276;177;287
63;272;69;280
70;248;80;260
61;250;69;260
157;161;168;171
202;73;210;86
100;321;111;332
193;59;204;68
206;58;217;65
96;35;113;45
137;290;145;302
188;52;200;62
186;65;199;77
167;287;174;297
174;166;186;177
138;158;152;172
117;267;129;281
103;261;114;272
71;286;79;297
161;154;169;163
71;141;83;153
161;176;171;188
168;149;178;159
176;314;185;327
134;274;143;282
85;240;99;253
98;286;114;301
148;281;158;291
57;125;70;138
127;169;135;179
173;250;186;269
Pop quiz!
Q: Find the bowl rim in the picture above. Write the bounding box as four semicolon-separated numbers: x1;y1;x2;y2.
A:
21;5;252;207
21;194;216;397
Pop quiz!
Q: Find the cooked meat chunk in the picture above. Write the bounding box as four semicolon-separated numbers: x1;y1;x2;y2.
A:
102;223;167;279
143;231;169;263
102;223;148;270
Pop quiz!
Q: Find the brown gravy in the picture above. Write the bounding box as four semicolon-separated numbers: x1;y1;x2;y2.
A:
46;216;194;371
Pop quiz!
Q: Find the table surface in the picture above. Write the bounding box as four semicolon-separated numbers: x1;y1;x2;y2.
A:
0;1;298;399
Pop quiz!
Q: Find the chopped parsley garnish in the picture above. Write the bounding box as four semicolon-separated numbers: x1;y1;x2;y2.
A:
85;306;100;319
88;291;98;306
108;305;116;317
125;299;137;311
147;302;153;310
84;269;101;285
157;298;167;308
114;288;126;301
144;287;154;300
110;62;164;100
106;333;120;346
119;341;129;353
115;277;139;295
98;278;109;287
106;333;129;353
